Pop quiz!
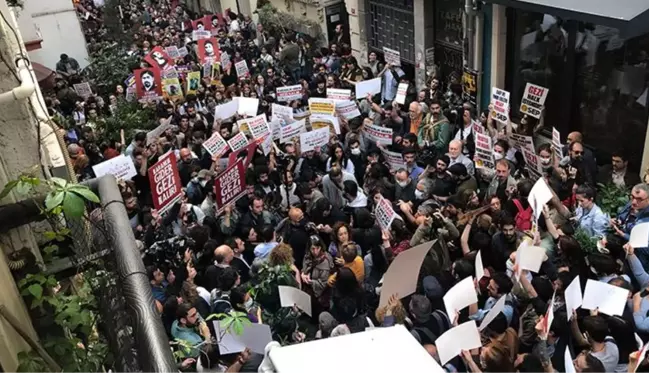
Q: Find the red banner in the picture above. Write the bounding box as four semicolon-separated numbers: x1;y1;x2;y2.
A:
148;152;182;213
214;159;247;214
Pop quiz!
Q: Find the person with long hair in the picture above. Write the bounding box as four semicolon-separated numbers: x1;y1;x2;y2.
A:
301;235;334;314
329;221;351;262
269;243;301;286
326;143;355;175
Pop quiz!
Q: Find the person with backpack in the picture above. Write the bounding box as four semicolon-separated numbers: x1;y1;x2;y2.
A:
510;179;534;232
210;266;239;314
407;294;451;345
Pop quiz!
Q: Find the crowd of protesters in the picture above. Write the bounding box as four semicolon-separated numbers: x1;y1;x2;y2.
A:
42;0;649;371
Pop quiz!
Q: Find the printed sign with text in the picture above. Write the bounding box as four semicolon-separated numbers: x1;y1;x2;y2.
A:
300;127;329;153
326;88;351;101
148;152;183;214
364;123;393;146
203;132;229;158
276;85;303;102
227;132;249;153
308;98;336;116
376;197;398;230
383;47;401;66
491;88;510;124
520;83;549;119
474;133;495;169
213;160;247;214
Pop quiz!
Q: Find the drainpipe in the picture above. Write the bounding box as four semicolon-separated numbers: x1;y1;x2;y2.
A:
464;0;476;69
0;56;34;103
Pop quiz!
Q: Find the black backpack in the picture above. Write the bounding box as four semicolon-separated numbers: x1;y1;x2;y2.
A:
411;310;451;345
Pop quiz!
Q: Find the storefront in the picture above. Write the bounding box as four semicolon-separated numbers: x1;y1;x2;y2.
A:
485;0;649;170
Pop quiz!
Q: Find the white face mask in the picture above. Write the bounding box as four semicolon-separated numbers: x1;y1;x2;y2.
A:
415;190;425;200
244;298;254;309
351;148;361;155
200;180;208;187
493;152;504;160
397;180;408;188
540;156;552;166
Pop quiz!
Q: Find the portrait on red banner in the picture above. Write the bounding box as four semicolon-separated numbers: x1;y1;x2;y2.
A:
134;68;163;100
144;46;174;70
192;18;207;31
197;38;220;63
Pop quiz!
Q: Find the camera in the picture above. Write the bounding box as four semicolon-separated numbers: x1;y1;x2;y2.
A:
143;235;195;268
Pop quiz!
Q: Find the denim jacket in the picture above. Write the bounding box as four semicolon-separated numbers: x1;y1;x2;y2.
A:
618;203;649;271
575;203;609;238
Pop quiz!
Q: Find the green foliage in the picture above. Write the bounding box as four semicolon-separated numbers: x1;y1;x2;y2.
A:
84;43;139;97
101;99;156;143
4;173;108;371
573;228;598;255
596;183;629;217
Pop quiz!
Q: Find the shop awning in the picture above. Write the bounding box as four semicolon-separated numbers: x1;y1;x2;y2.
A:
483;0;649;38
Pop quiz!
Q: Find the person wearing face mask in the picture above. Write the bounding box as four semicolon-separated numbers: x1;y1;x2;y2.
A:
347;137;366;184
394;169;416;203
186;169;213;205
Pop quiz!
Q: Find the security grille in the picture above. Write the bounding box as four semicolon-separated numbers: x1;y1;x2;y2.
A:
366;0;415;63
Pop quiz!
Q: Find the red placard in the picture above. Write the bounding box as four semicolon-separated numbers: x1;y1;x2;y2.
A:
227;139;259;169
134;67;163;101
148;152;182;213
214;159;247;214
144;46;175;70
197;38;221;64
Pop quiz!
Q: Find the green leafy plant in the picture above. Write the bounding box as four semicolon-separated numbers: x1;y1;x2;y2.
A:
256;3;324;48
83;43;140;97
596;182;629;217
1;174;108;372
101;99;156;143
170;310;252;361
573;228;598;255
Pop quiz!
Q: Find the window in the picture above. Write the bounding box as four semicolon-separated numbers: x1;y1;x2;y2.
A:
506;9;649;169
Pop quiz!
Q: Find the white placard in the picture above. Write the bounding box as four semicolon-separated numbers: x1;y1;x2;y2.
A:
528;177;553;221
520;83;549;119
280;119;306;143
383;46;401;66
234;60;249;78
565;346;576;373
443;276;478;321
395;83;408;105
381;148;406;171
478;296;506;331
246;114;270;140
92;154;137;180
271;103;294;122
227;132;249;153
491;88;510;124
308;98;336;116
552;127;563;160
565;276;583;320
192;30;210;41
379;241;434;307
436;321;482;365
237;97;259;117
375;196;398;230
509;133;535;153
327;88;351;101
475;250;485;280
202;132;229;157
146;116;173;145
276;85;303;102
474;132;494;169
355;77;382;98
310;114;341;135
581;279;630;317
299;127;329;153
517;244;546;274
334;100;361;121
278;285;312;316
630;222;649;248
214;100;239;120
364;123;393;146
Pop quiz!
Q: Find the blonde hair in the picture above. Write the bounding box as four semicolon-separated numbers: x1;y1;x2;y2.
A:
375;300;407;325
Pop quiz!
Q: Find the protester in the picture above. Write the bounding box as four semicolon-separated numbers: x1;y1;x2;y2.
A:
59;1;649;370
